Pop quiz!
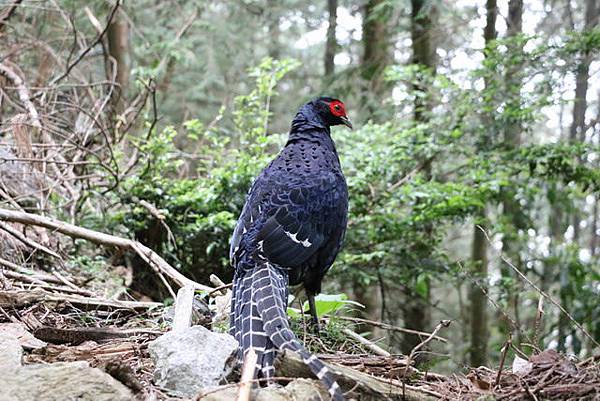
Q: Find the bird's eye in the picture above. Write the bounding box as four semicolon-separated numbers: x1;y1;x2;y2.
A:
329;100;345;117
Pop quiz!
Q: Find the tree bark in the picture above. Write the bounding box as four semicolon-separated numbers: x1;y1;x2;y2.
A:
558;0;598;352
568;0;598;242
107;7;130;108
499;0;525;345
401;0;437;356
469;0;496;368
569;0;598;143
267;0;280;59
362;0;391;101
324;0;337;76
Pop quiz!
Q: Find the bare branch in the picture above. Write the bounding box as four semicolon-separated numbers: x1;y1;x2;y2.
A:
477;225;600;350
0;207;213;292
49;0;122;86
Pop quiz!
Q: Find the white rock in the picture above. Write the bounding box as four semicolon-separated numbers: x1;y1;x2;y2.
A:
0;332;131;401
0;332;23;370
148;325;238;397
0;323;47;350
512;355;533;376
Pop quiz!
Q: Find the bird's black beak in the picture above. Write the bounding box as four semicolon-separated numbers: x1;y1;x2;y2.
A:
340;116;353;130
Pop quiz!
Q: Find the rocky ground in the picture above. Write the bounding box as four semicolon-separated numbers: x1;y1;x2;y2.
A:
1;242;599;400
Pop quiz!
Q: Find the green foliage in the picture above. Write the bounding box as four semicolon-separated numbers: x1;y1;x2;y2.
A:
287;293;364;318
109;42;600;358
234;58;301;147
114;58;298;279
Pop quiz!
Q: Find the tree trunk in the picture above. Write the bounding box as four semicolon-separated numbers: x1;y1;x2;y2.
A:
558;0;598;352
267;0;280;59
107;7;130;111
498;0;525;345
401;0;437;356
569;0;598;143
568;0;598;242
469;0;497;368
324;0;337;77
350;0;392;339
361;0;391;104
469;224;488;367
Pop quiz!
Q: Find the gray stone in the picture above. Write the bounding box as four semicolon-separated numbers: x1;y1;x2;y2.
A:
0;323;47;350
0;332;23;370
200;379;328;401
148;325;238;397
0;332;132;401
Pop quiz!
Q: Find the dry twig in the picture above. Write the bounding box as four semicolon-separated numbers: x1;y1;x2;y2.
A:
0;208;212;292
341;328;390;357
335;315;448;343
478;225;600;350
237;348;258;401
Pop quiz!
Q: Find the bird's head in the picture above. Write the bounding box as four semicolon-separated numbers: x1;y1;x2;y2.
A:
300;97;353;130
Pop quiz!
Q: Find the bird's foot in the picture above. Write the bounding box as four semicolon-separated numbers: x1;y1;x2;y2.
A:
309;316;321;335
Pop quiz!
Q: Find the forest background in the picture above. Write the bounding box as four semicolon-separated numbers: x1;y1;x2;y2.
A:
1;0;600;371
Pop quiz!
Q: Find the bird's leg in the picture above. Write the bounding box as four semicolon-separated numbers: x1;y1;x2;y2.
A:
307;293;320;334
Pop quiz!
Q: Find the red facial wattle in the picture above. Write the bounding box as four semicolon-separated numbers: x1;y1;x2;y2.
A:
329;100;346;117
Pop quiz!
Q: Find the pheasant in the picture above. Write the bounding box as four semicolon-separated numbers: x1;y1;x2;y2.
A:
229;97;351;401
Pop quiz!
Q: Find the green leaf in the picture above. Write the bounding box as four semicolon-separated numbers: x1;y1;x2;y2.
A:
415;274;429;298
302;293;364;316
287;307;302;318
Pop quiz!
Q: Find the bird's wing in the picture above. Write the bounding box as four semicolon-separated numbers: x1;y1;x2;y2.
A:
256;182;329;267
230;166;341;266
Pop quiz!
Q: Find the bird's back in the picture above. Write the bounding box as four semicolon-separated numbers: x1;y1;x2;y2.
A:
230;132;348;287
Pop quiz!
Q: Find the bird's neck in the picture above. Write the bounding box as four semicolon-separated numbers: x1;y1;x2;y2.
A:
290;106;327;131
287;108;336;151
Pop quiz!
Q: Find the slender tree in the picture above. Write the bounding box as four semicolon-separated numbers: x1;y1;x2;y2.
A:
324;0;338;77
469;0;497;368
401;0;437;356
558;0;599;352
361;0;391;111
499;0;525;344
350;0;392;335
107;7;130;101
568;0;598;242
267;0;281;59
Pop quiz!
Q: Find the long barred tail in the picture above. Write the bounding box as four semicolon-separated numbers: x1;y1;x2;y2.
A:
230;262;344;401
230;263;281;379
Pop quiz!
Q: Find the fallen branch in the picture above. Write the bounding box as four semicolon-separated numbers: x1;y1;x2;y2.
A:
1;270;95;296
334;316;448;343
342;328;390;357
0;287;162;310
274;350;439;401
0;207;212;292
33;326;160;345
0;221;60;259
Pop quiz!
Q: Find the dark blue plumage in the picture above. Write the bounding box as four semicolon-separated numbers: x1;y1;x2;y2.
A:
229;97;350;401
